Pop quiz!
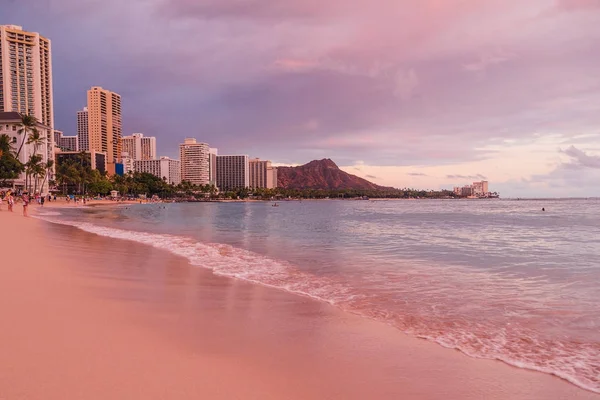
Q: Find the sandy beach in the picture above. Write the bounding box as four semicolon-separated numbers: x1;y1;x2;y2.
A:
1;205;598;399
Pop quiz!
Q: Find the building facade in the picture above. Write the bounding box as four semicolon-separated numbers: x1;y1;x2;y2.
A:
0;111;53;193
77;107;88;151
0;25;54;130
179;138;210;186
134;157;181;185
216;155;249;190
86;86;122;173
120;152;135;175
121;133;156;161
209;147;218;186
54;130;78;151
248;158;277;189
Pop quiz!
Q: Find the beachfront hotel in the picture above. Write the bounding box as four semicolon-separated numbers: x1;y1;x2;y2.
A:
179;138;210;186
216;155;249;190
122;133;157;161
248;158;277;189
0;25;55;193
0;25;54;130
134;156;181;185
77;106;88;151
86;86;122;174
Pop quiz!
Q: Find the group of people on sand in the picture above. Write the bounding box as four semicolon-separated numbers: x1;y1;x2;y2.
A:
0;190;30;216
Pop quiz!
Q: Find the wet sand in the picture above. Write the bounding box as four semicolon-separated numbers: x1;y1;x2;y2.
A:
1;208;598;399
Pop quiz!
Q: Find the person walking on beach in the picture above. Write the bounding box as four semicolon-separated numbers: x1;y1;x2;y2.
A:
41;196;45;207
7;191;14;212
22;192;30;217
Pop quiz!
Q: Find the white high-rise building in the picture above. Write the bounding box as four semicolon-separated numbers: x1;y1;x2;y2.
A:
249;158;277;189
179;138;210;186
134;157;181;185
77;107;88;151
121;133;156;161
120;152;135;175
216;155;249;190
0;25;54;130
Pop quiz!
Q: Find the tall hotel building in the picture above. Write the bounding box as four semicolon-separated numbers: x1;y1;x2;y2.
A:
86;86;122;173
0;25;54;192
122;133;157;161
0;25;53;129
179;138;210;185
77;106;89;150
249;158;277;189
216;155;249;190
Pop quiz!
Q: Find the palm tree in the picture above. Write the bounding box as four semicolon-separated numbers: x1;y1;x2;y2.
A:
15;114;39;159
26;128;45;156
0;134;14;158
39;159;55;195
25;154;43;193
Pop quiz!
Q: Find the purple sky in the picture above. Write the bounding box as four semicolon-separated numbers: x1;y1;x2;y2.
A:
3;0;600;196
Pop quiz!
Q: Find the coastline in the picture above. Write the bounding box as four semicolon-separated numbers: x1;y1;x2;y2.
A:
1;207;598;399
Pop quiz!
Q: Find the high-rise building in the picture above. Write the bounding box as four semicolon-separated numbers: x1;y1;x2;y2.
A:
0;25;55;183
121;133;156;161
209;147;218;186
179;138;210;185
0;25;54;130
86;86;122;173
134;157;181;185
77;107;88;151
216;155;249;190
53;130;78;151
249;158;277;189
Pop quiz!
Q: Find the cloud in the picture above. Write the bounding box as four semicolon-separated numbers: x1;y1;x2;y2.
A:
365;174;378;179
4;0;600;196
463;49;516;72
393;69;419;99
560;145;600;168
408;172;428;176
446;174;488;180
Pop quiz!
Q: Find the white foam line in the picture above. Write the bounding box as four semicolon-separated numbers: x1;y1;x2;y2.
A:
35;215;600;395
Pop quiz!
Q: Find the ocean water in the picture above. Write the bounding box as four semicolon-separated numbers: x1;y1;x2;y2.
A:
38;199;600;393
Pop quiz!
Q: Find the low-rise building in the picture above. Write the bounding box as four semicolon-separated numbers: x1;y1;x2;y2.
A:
0;111;54;193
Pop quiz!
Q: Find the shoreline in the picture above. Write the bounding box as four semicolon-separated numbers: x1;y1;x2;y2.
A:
2;207;598;399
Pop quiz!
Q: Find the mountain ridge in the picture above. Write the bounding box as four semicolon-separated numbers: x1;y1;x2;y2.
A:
276;159;393;190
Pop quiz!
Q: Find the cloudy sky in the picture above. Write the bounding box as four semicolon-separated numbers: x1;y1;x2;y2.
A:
3;0;600;197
